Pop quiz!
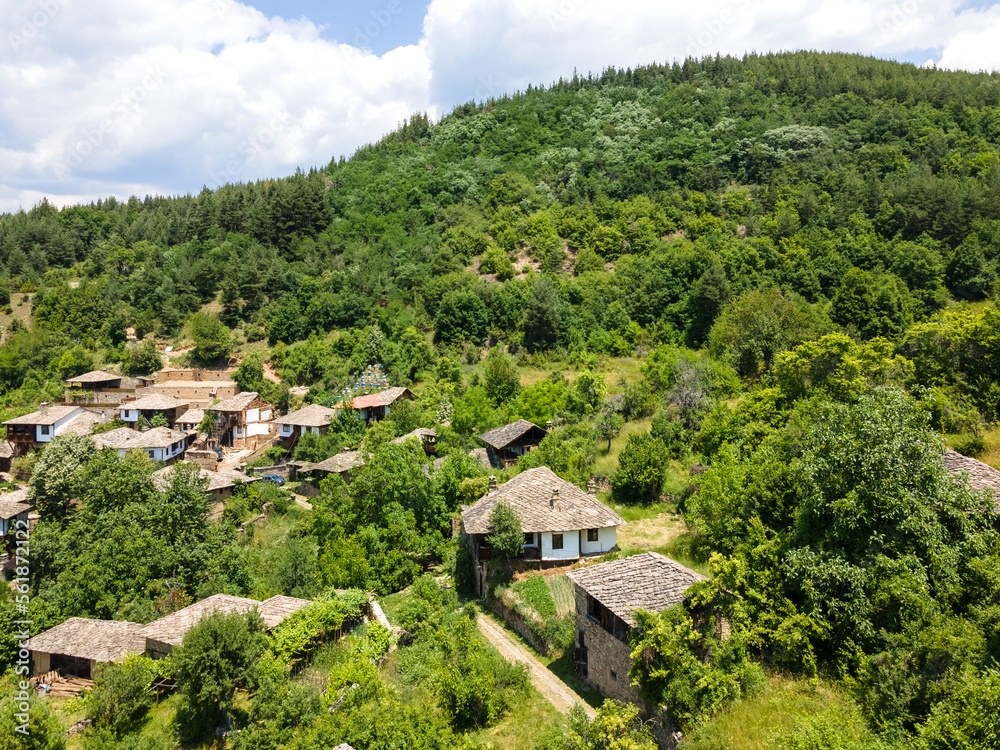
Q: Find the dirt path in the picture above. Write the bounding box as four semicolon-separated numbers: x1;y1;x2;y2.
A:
477;612;596;718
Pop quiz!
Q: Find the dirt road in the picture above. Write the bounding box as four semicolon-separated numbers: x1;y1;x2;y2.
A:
477;612;596;718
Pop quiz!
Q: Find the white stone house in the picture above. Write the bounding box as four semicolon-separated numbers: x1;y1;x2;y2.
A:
92;426;189;464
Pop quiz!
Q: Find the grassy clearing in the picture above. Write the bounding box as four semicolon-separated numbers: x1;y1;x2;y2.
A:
464;682;566;750
461;356;645;392
682;675;871;750
548;576;576;617
615;508;686;552
592;416;653;477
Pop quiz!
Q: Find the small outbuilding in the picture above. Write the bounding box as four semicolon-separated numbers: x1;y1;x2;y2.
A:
477;420;548;468
566;552;705;705
276;403;338;447
302;451;365;483
64;370;123;392
0;488;31;541
24;618;146;678
391;427;437;454
343;387;413;424
120;394;193;429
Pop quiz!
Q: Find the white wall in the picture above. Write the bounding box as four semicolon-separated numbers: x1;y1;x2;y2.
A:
260;409;272;422
248;423;269;437
279;423;293;436
580;526;617;556
121;408;138;422
247;408;260;423
541;530;580;561
51;410;82;438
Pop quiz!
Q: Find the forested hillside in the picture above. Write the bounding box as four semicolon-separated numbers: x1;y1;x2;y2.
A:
4;51;1000;750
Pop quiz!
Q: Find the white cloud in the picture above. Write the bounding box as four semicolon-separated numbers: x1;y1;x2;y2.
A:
2;0;1000;213
0;0;433;211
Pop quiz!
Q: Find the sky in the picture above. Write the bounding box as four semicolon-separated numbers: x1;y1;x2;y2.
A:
2;0;1000;213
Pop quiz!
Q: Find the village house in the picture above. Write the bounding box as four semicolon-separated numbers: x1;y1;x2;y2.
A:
145;367;238;407
0;488;31;546
24;594;312;677
391;427;437;454
119;394;193;429
302;450;365;483
2;404;105;454
276;403;338;447
63;370;123;393
341;386;413;424
139;594;312;658
942;447;1000;509
92;426;190;464
460;467;624;595
477;419;548;468
64;370;155;406
566;552;706;706
174;408;204;433
206;392;274;448
152;463;261;513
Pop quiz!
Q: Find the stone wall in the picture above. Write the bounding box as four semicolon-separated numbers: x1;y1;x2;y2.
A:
485;594;550;655
573;586;642;706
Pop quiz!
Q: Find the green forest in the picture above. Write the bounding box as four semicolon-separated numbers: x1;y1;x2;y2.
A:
3;51;1000;750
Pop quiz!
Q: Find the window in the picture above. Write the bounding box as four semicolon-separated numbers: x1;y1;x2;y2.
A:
147;450;155;458
610;669;617;682
40;425;50;436
524;532;535;545
587;528;599;542
552;533;563;550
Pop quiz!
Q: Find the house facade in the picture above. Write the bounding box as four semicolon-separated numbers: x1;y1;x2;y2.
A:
0;489;31;545
566;553;705;706
3;404;92;452
343;387;412;424
478;420;548;468
276;403;337;447
92;427;189;464
206;392;274;448
460;467;624;595
120;394;193;429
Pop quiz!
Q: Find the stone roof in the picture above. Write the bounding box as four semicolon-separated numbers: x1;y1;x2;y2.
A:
306;450;365;475
0;488;31;519
4;405;80;426
943;448;1000;507
65;370;121;384
210;392;262;413
152;463;261;493
391;427;437;444
277;403;337;427
461;467;625;535
24;618;145;662
0;442;11;459
350;387;412;410
566;552;706;627
61;410;107;436
175;408;205;425
137;594;311;648
478;420;545;450
124;394;192;411
93;426;188;451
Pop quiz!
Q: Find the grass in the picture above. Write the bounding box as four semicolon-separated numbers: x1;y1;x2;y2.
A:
547;576;576;617
460;355;646;392
592;416;653;477
512;575;557;619
681;675;872;750
462;683;566;750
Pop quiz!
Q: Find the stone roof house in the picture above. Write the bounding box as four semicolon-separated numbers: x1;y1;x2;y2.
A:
303;450;365;482
461;467;624;594
206;392;274;448
92;426;189;464
120;394;193;428
64;370;122;391
0;488;31;538
277;403;338;446
391;427;437;453
478;419;548;467
566;552;705;706
24;618;146;678
175;408;205;431
3;405;104;452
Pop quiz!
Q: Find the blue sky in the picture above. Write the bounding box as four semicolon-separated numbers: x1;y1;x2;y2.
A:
249;0;428;53
2;0;1000;212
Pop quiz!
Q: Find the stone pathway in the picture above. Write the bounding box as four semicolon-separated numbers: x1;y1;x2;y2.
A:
476;612;596;718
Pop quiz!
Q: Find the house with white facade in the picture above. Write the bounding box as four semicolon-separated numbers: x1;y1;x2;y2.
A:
2;404;104;453
206;392;274;448
461;467;624;595
119;394;193;429
92;426;189;464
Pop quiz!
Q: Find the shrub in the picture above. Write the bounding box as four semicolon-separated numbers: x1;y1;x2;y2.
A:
611;432;670;504
86;655;156;736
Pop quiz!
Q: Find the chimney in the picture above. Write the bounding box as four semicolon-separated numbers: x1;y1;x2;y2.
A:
39;402;50;415
545;420;553;433
550;487;560;509
587;478;596;496
488;475;497;494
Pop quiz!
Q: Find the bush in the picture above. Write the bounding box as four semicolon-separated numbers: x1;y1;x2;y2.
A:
486;501;523;560
86;655;156;736
611;432;670;504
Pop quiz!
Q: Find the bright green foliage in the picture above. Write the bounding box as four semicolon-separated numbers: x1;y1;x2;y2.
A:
173;610;267;735
542;701;658;750
121;339;162;376
484;352;521;406
28;432;95;521
487;501;524;560
0;676;65;750
631;606;765;728
234;352;266;393
916;668;1000;750
512;574;557;619
267;589;368;664
611;432;670;504
188;312;232;362
513;376;569;425
434;289;488;344
86;655;157;736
